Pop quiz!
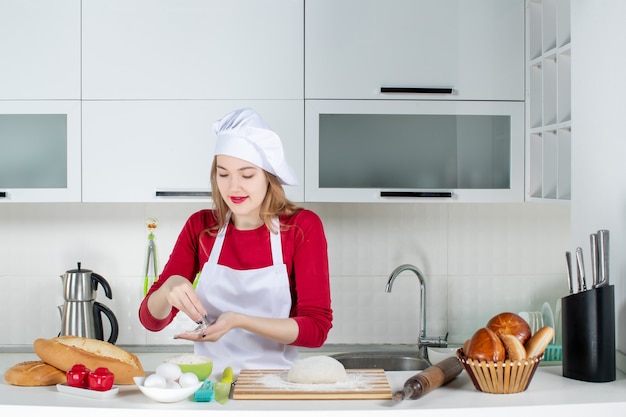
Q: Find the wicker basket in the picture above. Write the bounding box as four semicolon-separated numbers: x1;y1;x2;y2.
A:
456;349;543;394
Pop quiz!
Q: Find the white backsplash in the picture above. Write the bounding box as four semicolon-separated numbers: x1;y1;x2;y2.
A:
0;202;570;346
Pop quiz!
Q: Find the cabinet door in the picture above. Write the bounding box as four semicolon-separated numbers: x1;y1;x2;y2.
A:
305;100;524;203
0;101;81;202
82;0;303;100
305;0;524;101
0;0;80;99
82;100;304;202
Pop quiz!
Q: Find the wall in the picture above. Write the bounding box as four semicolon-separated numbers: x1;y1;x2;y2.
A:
0;202;569;347
571;1;626;370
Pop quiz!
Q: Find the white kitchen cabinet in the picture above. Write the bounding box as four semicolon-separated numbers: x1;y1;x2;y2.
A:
0;0;80;99
305;100;525;203
82;0;303;100
526;0;571;202
0;101;81;202
305;0;524;101
82;100;304;203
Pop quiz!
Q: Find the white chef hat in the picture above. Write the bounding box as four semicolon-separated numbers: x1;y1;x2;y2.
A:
212;108;298;186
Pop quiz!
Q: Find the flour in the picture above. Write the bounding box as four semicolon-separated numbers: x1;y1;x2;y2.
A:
258;372;374;392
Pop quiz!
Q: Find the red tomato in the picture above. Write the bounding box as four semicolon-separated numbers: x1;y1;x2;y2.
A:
88;367;115;391
66;364;90;388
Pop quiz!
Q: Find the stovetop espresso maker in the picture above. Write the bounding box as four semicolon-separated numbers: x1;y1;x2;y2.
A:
58;262;119;344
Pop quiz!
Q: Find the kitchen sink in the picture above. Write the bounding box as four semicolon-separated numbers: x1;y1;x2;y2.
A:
331;350;431;371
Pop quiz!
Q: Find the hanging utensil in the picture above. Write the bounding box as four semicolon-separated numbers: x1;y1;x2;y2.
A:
144;218;159;296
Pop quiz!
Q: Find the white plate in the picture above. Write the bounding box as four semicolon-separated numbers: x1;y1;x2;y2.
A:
541;301;555;343
56;383;119;399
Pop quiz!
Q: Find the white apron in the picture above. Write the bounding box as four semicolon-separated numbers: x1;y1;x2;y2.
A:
194;217;299;374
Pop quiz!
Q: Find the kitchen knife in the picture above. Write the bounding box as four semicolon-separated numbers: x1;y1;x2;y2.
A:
590;233;599;288
575;247;587;292
597;230;609;287
565;251;574;294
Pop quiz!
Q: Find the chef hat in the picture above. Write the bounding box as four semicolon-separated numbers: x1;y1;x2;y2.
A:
212;108;298;186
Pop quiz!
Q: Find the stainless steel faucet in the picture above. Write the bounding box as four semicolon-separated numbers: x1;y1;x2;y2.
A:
386;264;447;358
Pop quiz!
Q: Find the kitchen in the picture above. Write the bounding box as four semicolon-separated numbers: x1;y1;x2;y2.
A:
1;0;625;414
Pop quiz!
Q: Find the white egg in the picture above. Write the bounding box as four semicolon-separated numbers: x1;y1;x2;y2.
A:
165;380;181;389
143;373;167;388
155;362;182;381
178;372;200;388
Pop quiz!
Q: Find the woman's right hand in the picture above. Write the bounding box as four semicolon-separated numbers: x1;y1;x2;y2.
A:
147;275;206;322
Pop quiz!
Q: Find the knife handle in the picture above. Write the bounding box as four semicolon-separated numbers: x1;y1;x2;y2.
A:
575;247;587;292
590;234;599;288
597;230;609;286
565;251;574;294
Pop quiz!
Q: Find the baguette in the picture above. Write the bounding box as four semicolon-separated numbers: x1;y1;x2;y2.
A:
33;336;145;384
4;360;66;386
524;326;555;359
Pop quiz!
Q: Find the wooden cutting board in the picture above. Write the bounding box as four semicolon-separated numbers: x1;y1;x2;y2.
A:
232;369;392;400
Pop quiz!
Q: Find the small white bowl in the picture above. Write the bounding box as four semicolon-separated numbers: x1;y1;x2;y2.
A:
427;346;462;364
134;376;203;403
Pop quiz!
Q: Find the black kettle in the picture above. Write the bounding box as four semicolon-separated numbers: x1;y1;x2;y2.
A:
58;263;119;344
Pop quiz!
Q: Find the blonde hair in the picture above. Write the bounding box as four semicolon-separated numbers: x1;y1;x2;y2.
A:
208;156;301;234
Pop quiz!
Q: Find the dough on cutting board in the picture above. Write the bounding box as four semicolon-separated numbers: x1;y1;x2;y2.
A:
287;355;348;384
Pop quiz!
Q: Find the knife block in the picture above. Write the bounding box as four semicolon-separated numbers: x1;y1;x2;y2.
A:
561;285;615;382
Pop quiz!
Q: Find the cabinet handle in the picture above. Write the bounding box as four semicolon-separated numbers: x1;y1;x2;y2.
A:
380;87;454;94
381;191;453;198
155;191;212;198
0;191;6;198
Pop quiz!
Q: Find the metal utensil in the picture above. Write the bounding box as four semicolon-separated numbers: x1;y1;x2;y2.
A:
597;230;609;287
565;251;574;294
575;247;587;292
590;233;599;288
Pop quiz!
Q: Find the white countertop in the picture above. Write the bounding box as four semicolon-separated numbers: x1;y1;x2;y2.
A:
2;351;626;416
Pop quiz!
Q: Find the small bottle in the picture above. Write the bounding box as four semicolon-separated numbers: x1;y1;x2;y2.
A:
393;357;463;401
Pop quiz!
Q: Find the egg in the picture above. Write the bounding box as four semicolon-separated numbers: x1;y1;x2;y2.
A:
143;373;167;388
155;362;182;381
178;372;200;388
165;380;181;389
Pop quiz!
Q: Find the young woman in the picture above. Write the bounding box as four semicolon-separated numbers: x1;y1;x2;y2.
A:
139;108;333;374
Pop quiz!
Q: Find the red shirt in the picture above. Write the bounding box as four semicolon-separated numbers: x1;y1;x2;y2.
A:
138;208;333;348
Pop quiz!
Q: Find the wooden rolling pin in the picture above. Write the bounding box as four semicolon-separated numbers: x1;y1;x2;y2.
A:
393;357;463;401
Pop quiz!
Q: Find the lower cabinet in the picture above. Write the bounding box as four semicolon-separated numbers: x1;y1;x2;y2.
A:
82;100;304;203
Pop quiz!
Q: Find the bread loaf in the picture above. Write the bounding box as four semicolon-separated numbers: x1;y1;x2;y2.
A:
466;327;506;362
33;336;145;384
499;334;527;360
525;326;555;358
4;360;66;386
486;312;532;344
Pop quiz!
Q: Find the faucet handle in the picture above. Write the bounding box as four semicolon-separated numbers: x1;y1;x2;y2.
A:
419;334;448;348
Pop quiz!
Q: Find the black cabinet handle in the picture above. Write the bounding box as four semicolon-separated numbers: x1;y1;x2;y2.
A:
0;191;6;198
381;87;454;94
381;191;453;198
155;191;212;197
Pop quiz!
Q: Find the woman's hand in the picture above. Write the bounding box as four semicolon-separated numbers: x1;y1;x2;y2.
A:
147;275;206;323
174;311;238;342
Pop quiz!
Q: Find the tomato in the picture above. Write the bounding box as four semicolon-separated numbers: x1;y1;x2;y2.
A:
66;364;90;388
88;367;115;391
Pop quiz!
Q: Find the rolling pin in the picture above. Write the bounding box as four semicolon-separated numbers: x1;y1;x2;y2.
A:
393;357;463;401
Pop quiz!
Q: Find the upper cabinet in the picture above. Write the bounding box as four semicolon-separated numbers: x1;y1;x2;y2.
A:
82;0;303;100
305;0;525;101
82;100;304;203
526;0;571;202
0;0;80;100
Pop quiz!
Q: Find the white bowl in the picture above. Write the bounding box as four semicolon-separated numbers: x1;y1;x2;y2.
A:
427;346;462;364
134;376;203;403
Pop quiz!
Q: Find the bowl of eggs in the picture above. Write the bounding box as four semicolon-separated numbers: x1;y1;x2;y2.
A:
164;354;213;381
134;362;203;403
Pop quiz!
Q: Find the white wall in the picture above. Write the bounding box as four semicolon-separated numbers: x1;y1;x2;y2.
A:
571;1;626;370
0;202;569;347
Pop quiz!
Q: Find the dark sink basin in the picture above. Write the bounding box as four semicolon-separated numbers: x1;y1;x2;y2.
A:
331;350;431;371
